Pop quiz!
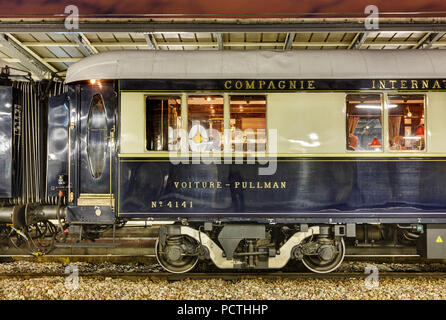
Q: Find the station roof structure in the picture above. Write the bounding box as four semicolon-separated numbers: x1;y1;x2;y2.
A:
1;15;446;79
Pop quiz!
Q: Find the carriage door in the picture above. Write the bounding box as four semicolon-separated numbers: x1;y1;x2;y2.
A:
76;83;116;217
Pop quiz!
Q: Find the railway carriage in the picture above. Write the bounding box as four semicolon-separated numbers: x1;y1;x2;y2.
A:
1;50;446;273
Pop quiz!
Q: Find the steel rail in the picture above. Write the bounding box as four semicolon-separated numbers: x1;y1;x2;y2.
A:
0;271;445;281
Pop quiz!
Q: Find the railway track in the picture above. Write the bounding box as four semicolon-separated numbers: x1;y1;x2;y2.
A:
1;271;446;281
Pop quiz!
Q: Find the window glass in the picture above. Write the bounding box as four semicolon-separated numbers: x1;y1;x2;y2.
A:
388;95;425;151
146;96;181;151
188;96;223;152
230;96;266;152
87;94;107;179
346;94;383;152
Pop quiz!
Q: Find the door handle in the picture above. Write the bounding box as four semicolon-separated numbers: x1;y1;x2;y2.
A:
68;121;75;203
109;125;116;211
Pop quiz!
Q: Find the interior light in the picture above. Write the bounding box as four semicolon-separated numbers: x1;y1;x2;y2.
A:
206;97;212;101
89;79;97;85
355;104;381;109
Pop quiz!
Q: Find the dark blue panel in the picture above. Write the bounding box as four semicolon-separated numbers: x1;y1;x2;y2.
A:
0;86;14;198
79;84;115;194
46;93;69;197
118;158;446;218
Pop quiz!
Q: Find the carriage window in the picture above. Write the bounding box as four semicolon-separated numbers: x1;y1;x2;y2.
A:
188;96;224;152
230;96;266;152
87;94;107;179
346;94;383;152
388;95;425;151
146;96;182;151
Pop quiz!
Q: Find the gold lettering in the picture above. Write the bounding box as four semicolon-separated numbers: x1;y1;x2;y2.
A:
379;80;386;89
234;182;240;188
273;182;279;189
264;182;271;189
433;80;441;89
400;80;408;89
267;81;276;90
281;182;287;188
224;80;232;89
258;81;266;90
300;80;304;89
245;80;255;89
389;80;397;89
217;182;222;189
289;80;297;90
278;80;286;89
372;80;376;89
308;80;315;89
411;80;419;89
235;80;243;89
422;80;429;89
151;201;157;208
174;182;180;188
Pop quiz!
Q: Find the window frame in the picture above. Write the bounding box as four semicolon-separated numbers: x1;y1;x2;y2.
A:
143;92;268;154
144;93;185;153
385;92;427;153
228;94;268;154
345;92;385;153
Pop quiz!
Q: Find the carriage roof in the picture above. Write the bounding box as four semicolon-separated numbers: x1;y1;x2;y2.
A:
65;50;446;84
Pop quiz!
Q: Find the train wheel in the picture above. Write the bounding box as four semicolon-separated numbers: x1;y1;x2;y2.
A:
155;237;199;273
302;238;345;273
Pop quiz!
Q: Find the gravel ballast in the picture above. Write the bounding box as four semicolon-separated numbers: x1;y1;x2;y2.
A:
0;261;445;300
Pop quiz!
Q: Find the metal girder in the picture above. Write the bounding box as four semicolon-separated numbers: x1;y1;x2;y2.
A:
0;33;53;79
5;33;58;73
349;32;369;49
216;33;223;50
143;33;158;50
416;32;445;49
68;33;98;56
284;32;296;50
3;22;446;33
14;40;443;48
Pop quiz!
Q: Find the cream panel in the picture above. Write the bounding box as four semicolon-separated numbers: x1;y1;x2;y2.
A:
268;93;346;154
120;92;146;154
426;92;446;153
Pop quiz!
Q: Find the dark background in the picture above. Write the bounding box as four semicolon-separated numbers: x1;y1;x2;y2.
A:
1;0;446;17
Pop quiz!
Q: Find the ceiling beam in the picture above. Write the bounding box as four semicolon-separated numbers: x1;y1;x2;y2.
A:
0;33;56;79
71;33;98;56
3;22;446;33
284;32;296;50
216;33;223;50
12;40;442;48
416;32;445;49
5;33;58;73
412;32;432;49
143;33;158;50
349;32;369;49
